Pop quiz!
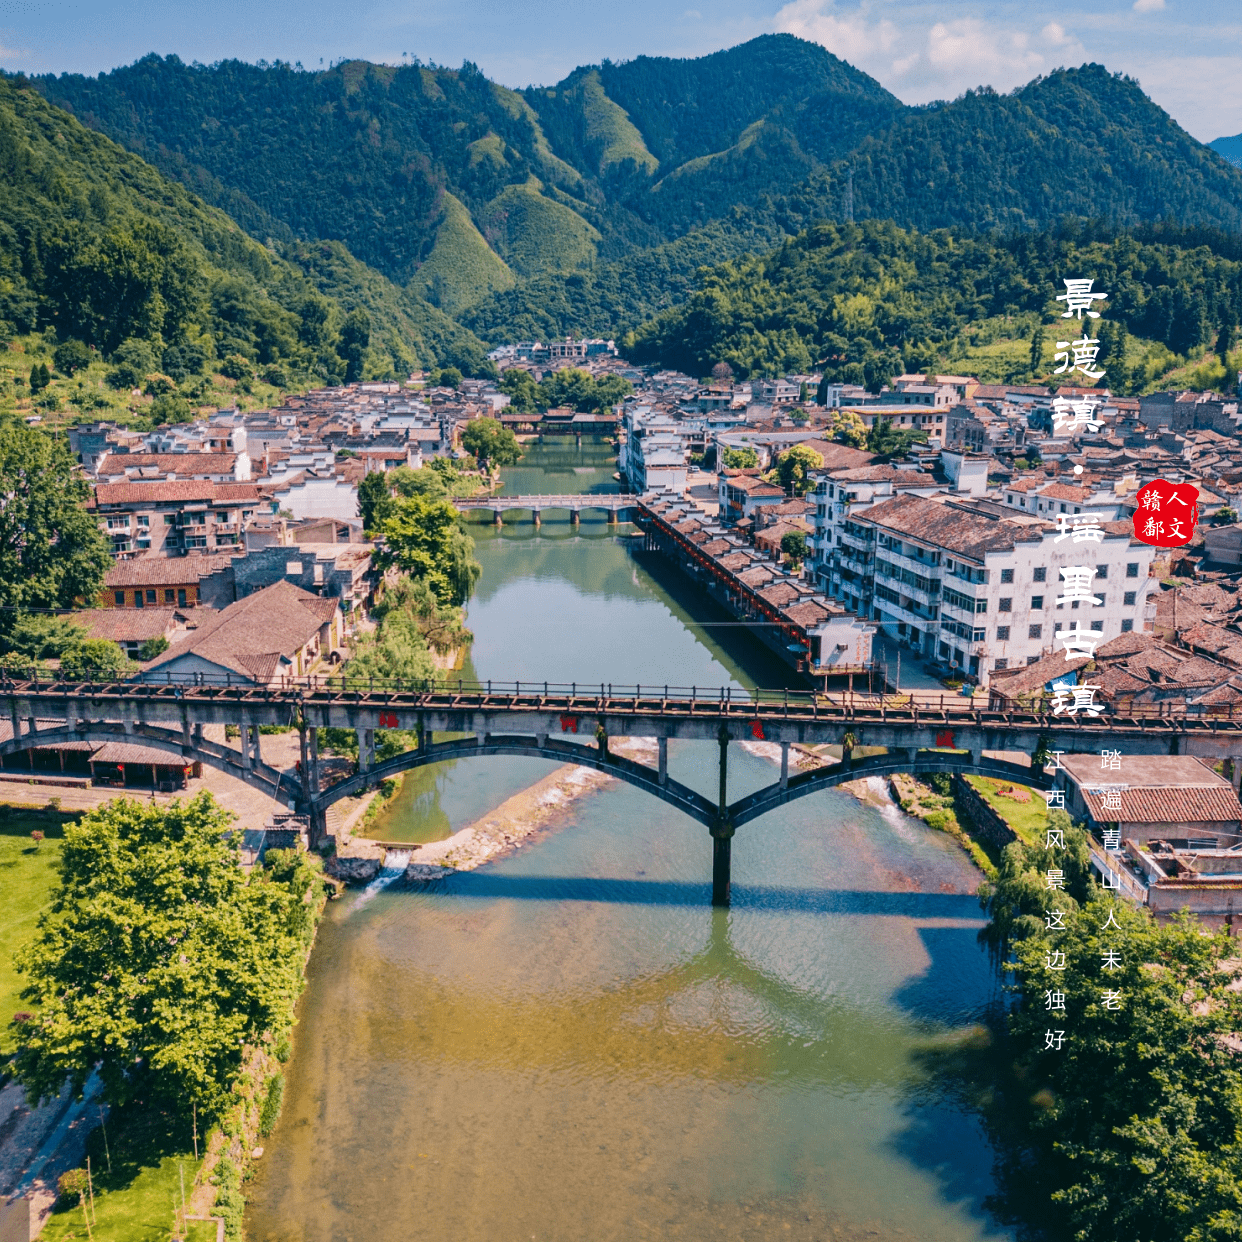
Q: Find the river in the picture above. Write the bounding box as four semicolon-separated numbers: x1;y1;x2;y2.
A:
244;440;1014;1242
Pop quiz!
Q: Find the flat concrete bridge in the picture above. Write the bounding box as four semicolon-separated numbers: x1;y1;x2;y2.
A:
5;674;1240;905
452;494;633;525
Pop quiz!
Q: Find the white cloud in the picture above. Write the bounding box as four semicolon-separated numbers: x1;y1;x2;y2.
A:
1133;0;1166;12
773;0;897;64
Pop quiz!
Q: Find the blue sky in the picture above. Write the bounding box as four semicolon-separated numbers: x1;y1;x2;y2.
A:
0;0;1237;142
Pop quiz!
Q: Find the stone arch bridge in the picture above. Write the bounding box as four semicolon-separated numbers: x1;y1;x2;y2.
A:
5;676;1240;905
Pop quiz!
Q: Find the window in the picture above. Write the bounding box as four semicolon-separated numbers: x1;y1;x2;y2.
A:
1121;619;1134;632
1027;655;1040;664
1001;568;1014;583
996;626;1010;640
146;589;156;604
939;642;950;658
994;658;1009;670
178;589;187;607
114;591;124;606
1031;595;1044;610
1126;562;1139;578
164;589;175;603
134;592;144;609
164;514;176;525
1123;591;1136;606
972;628;986;642
1029;624;1043;639
969;655;980;674
1033;567;1047;582
1054;622;1063;633
1095;564;1108;579
1091;620;1104;632
999;598;1012;612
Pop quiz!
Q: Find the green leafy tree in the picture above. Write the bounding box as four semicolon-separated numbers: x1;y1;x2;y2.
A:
148;393;193;425
4;614;89;660
373;574;472;655
339;309;371;382
11;794;321;1119
53;340;91;375
377;495;482;607
1029;324;1045;376
218;353;251;381
58;638;132;679
106;338;159;390
460;417;522;471
720;446;758;469
389;464;448;501
357;470;394;533
772;444;824;496
433;365;462;390
780;529;808;562
829;408;867;447
343;607;436;687
499;368;542;413
138;634;170;660
29;363;50;393
867;417;927;457
0;427;112;648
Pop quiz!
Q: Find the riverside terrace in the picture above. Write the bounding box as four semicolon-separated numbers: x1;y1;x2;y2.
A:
8;675;1242;904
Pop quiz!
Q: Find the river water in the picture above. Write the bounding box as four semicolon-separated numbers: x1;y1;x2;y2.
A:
245;441;1013;1242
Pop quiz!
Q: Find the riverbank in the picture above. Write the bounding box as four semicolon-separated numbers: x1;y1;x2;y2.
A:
329;737;659;884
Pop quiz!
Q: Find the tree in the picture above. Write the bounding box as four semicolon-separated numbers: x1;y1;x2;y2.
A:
829;408;867;448
59;639;132;680
1029;324;1045;376
138;635;170;661
720;446;758;469
389;464;448;501
106;338;159;390
377;496;482;606
711;361;734;383
29;363;50;393
460;417;521;471
343;607;436;687
53;340;91;375
373;574;472;655
12;794;321;1119
867;417;927;457
1217;320;1235;369
1212;506;1238;526
790;407;810;425
0;427;112;648
499;368;542;413
339;309;371;383
218;353;251;381
357;470;394;533
4;614;89;660
773;444;824;496
433;366;462;390
780;529;808;562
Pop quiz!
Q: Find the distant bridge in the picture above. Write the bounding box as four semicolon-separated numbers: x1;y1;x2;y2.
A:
451;494;634;524
4;674;1240;905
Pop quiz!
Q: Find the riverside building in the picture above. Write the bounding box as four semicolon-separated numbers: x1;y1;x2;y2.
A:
817;492;1158;686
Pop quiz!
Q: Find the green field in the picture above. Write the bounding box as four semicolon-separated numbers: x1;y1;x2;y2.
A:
40;1105;202;1242
0;804;73;1056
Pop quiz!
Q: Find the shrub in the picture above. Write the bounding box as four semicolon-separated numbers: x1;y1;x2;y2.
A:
260;363;289;388
105;338;157;390
258;1073;285;1136
143;372;177;396
56;1168;88;1209
219;353;251;381
53;339;91;375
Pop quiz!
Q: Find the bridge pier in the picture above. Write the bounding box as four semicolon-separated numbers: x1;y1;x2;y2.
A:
493;510;503;528
570;510;580;526
607;510;618;526
780;741;789;790
309;727;320;793
357;728;375;773
712;728;733;907
532;509;541;527
658;736;668;786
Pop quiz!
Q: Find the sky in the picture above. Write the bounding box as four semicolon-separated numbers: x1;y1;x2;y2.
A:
0;0;1238;143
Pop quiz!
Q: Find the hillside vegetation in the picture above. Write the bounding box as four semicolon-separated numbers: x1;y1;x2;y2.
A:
627;219;1242;392
25;35;1242;354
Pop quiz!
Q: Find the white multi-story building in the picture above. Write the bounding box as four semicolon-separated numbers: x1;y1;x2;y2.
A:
809;467;943;596
825;492;1158;686
619;407;689;493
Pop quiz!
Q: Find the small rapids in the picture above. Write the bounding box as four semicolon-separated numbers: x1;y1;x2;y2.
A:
352;850;412;911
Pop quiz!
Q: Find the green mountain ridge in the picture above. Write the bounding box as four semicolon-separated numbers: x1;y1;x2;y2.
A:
11;34;1242;366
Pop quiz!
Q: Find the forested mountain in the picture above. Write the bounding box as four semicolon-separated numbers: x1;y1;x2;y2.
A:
0;72;486;389
27;34;1242;337
627;218;1242;391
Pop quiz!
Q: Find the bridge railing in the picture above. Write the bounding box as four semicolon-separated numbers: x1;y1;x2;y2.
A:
2;668;1241;727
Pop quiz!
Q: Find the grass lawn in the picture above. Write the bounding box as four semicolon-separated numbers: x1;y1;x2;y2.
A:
40;1104;201;1242
965;776;1047;847
0;802;75;1056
